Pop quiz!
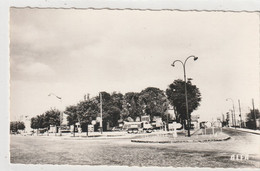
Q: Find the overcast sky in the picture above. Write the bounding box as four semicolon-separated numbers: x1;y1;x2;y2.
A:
10;8;259;121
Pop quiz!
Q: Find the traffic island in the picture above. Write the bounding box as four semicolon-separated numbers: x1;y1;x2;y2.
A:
131;132;231;143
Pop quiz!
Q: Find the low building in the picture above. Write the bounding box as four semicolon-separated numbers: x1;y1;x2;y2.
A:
190;115;200;129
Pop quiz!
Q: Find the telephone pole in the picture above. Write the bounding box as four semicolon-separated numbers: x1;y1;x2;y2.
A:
238;99;242;128
226;98;236;128
100;92;103;134
252;99;257;130
230;109;234;127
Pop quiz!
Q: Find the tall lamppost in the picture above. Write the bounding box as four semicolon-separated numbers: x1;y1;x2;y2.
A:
48;93;62;136
226;98;236;128
171;55;198;137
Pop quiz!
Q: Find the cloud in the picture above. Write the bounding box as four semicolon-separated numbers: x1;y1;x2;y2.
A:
9;9;259;122
16;62;55;80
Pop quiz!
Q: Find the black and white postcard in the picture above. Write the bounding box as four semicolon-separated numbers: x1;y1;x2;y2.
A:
3;0;260;170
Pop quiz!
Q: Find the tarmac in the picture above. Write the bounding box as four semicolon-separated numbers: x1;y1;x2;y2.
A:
17;127;259;142
228;127;260;135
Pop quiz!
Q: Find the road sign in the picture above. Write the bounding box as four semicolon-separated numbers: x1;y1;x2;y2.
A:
88;125;94;132
169;122;182;138
172;122;182;129
91;120;96;125
96;117;101;122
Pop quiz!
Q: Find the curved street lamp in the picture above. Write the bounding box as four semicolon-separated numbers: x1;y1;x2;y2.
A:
226;98;236;128
171;55;198;137
48;93;62;102
48;93;63;136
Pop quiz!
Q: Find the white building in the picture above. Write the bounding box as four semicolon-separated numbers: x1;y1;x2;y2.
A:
20;115;33;133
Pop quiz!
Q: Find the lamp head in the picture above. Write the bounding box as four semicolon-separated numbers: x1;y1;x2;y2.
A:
171;63;175;67
194;56;198;61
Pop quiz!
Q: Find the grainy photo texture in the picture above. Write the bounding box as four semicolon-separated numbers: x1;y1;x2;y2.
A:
10;8;260;168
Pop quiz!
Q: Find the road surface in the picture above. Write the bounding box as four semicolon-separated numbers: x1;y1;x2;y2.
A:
10;128;260;168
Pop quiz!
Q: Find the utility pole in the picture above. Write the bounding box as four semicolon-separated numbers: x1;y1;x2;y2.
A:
222;113;225;127
48;93;62;136
226;98;236;128
100;92;103;134
233;105;236;128
252;99;257;130
226;112;230;127
238;99;242;128
166;113;169;131
230;109;234;127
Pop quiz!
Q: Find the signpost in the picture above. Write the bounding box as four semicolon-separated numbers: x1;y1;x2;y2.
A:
171;122;182;138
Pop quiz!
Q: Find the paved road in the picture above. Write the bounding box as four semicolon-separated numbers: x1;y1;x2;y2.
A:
10;128;260;168
222;128;260;156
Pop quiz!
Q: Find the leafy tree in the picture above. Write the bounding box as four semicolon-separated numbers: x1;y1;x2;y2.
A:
121;99;130;120
10;121;17;133
18;121;25;130
107;106;121;127
31;117;38;129
76;99;99;133
65;99;100;135
10;121;18;133
31;115;45;129
246;109;260;129
36;114;45;129
123;92;142;120
139;87;168;121
97;92;124;129
43;109;61;135
65;105;78;123
110;92;123;110
31;116;44;135
10;121;25;133
107;92;123;127
44;109;61;127
225;112;230;127
65;105;79;136
166;79;201;128
30;114;49;135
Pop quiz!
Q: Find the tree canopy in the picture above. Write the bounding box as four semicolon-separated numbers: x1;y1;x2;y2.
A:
10;121;25;133
246;109;260;129
166;79;201;124
30;109;61;129
123;92;142;121
31;83;200;131
139;87;168;121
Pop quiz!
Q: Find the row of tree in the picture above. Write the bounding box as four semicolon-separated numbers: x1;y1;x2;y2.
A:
10;121;25;134
222;109;260;129
30;109;61;130
245;109;260;129
30;79;202;131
